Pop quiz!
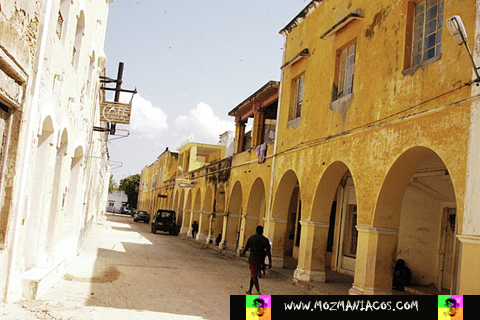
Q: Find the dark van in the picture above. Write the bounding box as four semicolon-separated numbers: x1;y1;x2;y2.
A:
151;209;178;235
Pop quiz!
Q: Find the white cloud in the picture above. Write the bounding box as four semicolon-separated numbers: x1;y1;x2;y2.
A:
128;94;168;139
172;102;235;148
109;100;235;181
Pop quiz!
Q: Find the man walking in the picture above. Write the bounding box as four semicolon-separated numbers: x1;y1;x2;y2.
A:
242;226;272;295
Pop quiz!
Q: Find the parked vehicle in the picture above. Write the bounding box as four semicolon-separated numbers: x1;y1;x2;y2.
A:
151;209;178;235
119;206;132;215
133;210;150;223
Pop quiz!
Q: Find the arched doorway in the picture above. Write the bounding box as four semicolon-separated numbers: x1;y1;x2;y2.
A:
211;184;226;246
175;190;185;229
395;151;457;293
65;146;84;224
294;162;358;283
181;190;192;235
198;186;213;242
46;129;68;256
270;170;301;268
223;181;242;251
24;116;55;269
192;189;201;239
243;178;266;246
353;147;458;294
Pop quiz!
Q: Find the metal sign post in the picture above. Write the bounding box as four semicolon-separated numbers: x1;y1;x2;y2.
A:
100;62;137;134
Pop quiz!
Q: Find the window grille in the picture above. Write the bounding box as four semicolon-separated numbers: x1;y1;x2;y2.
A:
56;11;64;39
337;43;356;98
412;0;444;65
292;74;305;119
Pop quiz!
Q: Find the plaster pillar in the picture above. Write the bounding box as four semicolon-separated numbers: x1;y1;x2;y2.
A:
349;226;397;295
294;220;330;282
456;0;480;295
196;212;209;242
219;215;228;250
243;215;260;244
251;110;265;147
235;215;248;256
264;217;287;267
186;210;194;238
455;235;480;294
234;119;246;154
180;209;190;235
221;213;240;251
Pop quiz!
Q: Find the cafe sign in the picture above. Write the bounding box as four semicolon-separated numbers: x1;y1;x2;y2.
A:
179;183;195;188
100;101;132;124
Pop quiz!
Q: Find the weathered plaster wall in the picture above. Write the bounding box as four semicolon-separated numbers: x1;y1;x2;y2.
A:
277;0;474;154
0;0;43;301
272;0;476;293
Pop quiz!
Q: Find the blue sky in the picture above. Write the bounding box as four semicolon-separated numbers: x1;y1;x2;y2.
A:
104;0;310;181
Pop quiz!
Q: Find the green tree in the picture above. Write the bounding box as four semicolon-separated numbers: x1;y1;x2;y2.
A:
108;174;118;193
119;174;140;209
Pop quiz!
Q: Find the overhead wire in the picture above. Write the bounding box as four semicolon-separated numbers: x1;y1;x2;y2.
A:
273;79;480;158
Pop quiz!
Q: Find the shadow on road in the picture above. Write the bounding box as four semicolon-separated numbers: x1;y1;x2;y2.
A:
77;214;216;319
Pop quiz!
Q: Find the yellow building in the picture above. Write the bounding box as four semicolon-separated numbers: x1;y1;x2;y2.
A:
138;148;179;216
139;142;228;240
266;0;479;295
138;0;480;295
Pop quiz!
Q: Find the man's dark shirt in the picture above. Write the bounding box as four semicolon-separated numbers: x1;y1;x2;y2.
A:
244;233;270;263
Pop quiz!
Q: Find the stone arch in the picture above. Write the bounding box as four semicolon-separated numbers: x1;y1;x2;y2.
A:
242;178;266;246
198;186;213;241
87;49;96;93
65;145;84;224
176;189;185;233
211;184;226;245
181;189;192;235
352;146;459;294
46;128;69;255
223;181;242;251
73;10;86;70
373;147;442;229
270;170;302;266
190;188;202;239
59;0;72;43
24;116;55;269
295;161;357;282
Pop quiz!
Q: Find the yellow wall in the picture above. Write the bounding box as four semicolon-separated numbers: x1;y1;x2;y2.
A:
138;150;178;214
269;0;477;294
137;0;480;295
278;0;473;154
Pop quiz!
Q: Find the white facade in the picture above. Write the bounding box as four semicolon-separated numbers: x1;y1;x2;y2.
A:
107;190;128;213
0;0;113;301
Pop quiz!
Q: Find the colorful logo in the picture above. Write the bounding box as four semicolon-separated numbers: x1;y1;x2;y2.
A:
246;295;271;320
438;295;463;320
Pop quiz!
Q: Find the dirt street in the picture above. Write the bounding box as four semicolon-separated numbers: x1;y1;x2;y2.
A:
1;213;312;319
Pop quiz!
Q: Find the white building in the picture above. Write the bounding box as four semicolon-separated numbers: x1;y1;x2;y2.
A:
0;0;114;301
107;190;128;213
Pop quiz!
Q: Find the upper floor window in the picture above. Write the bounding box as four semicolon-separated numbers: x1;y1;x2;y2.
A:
292;74;305;119
56;11;64;39
337;42;356;99
73;11;85;69
412;0;444;66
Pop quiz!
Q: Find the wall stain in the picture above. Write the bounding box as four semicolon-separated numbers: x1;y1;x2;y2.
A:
64;266;121;283
365;7;390;39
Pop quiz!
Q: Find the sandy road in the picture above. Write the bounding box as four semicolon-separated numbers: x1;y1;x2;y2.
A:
1;213;312;320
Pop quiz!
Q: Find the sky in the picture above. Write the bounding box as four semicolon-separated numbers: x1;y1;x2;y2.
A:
104;0;311;182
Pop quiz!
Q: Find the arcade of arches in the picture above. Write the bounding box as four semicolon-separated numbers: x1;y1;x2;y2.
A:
150;144;469;295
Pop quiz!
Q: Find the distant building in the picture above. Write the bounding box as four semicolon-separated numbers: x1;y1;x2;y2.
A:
107;190;128;213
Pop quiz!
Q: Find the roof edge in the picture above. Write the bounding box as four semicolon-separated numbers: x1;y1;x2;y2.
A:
228;80;280;117
279;0;323;36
